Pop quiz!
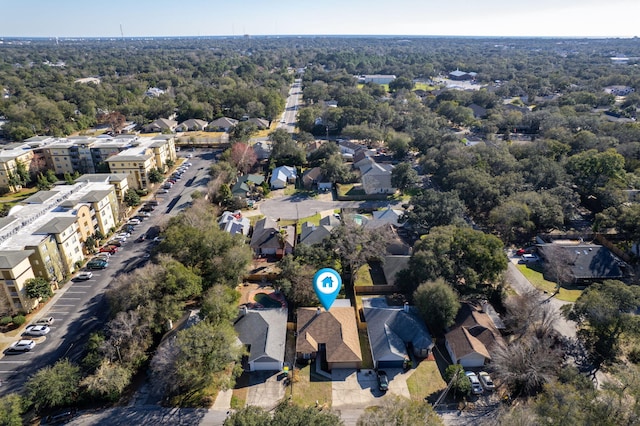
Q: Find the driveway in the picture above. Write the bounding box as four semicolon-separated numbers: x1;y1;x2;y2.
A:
505;258;577;339
244;371;286;410
331;368;410;411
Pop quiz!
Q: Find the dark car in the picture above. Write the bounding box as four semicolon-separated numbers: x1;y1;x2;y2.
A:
377;370;389;392
135;234;146;243
87;259;108;269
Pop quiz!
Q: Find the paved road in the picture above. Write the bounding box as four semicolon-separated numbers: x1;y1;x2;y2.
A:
505;257;576;339
277;78;302;133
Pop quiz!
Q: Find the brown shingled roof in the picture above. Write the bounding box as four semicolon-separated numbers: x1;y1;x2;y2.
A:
296;307;362;364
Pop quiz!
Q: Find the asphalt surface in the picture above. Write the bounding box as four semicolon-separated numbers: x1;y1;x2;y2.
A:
0;150;214;396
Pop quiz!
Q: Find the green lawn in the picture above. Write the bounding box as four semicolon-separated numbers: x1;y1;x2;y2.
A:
354;264;374;287
359;329;374;370
414;82;435;91
516;264;583;302
406;359;447;401
287;363;333;407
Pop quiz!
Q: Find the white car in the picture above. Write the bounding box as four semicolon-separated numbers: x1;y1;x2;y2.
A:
127;218;141;225
158;189;169;194
34;317;55;326
8;340;36;352
117;231;131;237
24;325;50;336
76;271;93;280
478;371;495;391
465;371;484;395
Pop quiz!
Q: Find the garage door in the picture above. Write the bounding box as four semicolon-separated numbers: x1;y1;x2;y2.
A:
251;361;283;371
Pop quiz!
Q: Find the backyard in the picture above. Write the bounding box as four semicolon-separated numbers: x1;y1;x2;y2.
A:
516;263;583;302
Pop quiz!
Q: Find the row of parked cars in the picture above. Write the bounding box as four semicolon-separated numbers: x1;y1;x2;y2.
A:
466;370;495;395
160;162;191;192
6;317;55;353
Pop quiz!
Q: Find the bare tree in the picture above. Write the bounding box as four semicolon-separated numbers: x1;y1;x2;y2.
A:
505;287;558;340
541;244;576;293
102;310;152;367
492;335;563;396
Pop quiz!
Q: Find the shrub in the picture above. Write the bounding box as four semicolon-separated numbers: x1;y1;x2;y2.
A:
0;316;12;326
629;347;640;364
12;315;26;326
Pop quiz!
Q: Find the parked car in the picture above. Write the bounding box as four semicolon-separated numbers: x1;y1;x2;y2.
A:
24;325;50;336
7;340;36;352
478;371;495;391
138;212;151;217
76;271;93;280
34;317;54;326
94;254;110;262
42;409;77;425
98;246;117;254
135;235;146;243
127;218;141;225
106;240;123;247
162;183;173;189
124;225;135;233
158;189;169;194
520;253;538;263
141;206;155;212
377;370;389;392
465;371;484;395
87;259;108;269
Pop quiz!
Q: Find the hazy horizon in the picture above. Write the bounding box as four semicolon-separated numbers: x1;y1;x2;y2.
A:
2;0;639;39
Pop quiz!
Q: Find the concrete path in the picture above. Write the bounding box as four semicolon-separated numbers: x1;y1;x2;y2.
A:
505;258;577;339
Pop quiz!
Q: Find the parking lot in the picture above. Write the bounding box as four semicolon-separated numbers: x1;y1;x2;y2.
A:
0;149;215;395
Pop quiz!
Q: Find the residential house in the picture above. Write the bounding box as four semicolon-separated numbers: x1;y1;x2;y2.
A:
247;118;270;129
468;103;488;119
338;140;365;158
231;174;265;199
249;217;295;257
358;160;395;195
367;207;404;229
143;118;178;133
363;298;434;368
301;167;331;191
176;119;208;132
449;70;478;81
536;243;629;285
270;166;297;190
208;117;238;132
253;141;272;161
445;303;506;368
299;215;340;246
234;307;287;371
296;306;362;370
219;211;251;236
604;85;635;96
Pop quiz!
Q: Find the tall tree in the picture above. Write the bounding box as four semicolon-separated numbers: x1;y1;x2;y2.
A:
413;278;460;334
390;162;419;193
24;359;81;412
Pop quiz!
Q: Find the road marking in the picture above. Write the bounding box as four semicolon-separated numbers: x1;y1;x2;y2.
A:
53;304;75;307
65;291;87;294
58;297;81;300
47;311;69;315
0;360;30;364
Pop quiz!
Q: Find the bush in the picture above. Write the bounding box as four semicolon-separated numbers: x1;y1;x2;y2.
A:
12;315;25;326
0;316;12;326
629;347;640;364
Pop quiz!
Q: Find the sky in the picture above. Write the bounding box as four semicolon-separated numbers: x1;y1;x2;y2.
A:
1;0;639;38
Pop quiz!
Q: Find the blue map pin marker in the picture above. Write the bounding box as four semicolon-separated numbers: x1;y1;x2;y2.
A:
313;268;342;311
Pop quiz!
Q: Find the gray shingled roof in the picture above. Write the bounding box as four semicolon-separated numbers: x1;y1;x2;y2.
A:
234;308;287;365
23;191;57;204
83;190;113;203
35;216;77;235
363;302;433;364
0;250;34;269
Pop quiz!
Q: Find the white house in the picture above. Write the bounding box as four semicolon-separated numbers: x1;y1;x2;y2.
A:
270;166;297;189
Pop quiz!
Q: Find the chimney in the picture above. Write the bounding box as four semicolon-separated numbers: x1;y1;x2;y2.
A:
316;307;322;316
403;302;409;313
